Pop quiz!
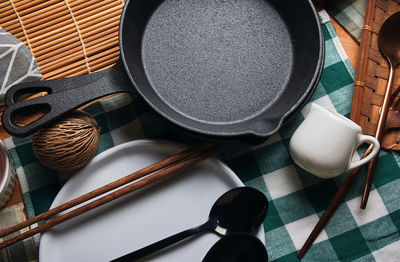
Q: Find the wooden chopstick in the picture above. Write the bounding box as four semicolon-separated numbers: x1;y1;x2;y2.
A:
298;146;374;259
0;142;220;249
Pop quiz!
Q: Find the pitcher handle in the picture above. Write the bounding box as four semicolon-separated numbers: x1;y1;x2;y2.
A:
348;135;380;170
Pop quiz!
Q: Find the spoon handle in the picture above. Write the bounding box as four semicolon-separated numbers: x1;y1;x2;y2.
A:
111;220;214;262
360;63;394;209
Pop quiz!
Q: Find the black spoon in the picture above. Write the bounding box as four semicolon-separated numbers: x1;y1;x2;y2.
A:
112;186;268;261
203;232;268;262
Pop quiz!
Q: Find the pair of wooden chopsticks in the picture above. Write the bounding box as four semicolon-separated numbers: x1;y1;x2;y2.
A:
0;142;221;249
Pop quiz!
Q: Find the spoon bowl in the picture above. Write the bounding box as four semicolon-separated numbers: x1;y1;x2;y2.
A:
378;12;400;67
209;186;269;234
203;232;268;262
112;186;268;261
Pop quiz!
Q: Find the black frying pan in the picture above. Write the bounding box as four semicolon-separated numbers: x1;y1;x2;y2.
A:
2;0;324;138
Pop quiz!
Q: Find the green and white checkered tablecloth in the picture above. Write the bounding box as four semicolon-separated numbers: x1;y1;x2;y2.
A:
2;11;400;261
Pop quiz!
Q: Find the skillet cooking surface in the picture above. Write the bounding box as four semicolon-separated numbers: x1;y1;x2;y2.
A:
141;0;293;124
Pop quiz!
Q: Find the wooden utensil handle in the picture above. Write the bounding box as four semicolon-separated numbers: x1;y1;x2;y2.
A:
297;166;360;258
360;64;394;209
298;145;373;259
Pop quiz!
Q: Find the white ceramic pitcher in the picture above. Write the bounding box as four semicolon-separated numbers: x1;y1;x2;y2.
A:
289;103;380;179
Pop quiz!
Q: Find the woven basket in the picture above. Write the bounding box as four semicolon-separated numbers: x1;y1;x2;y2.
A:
0;0;125;80
350;0;400;151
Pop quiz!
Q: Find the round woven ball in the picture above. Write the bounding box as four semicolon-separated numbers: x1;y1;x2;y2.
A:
32;111;100;171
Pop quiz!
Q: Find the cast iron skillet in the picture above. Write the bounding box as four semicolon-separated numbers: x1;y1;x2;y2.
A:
2;0;324;138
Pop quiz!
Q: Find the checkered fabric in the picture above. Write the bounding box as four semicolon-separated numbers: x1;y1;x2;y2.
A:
324;0;367;43
0;204;37;262
2;11;400;261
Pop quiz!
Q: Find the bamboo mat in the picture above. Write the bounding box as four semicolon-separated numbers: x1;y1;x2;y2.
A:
350;0;400;151
0;0;126;80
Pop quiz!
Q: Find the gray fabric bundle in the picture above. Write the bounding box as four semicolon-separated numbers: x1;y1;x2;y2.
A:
0;27;41;105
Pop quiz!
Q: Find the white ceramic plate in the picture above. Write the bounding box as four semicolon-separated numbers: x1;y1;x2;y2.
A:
40;140;265;262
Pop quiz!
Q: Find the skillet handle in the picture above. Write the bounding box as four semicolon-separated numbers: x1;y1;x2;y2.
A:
2;62;132;137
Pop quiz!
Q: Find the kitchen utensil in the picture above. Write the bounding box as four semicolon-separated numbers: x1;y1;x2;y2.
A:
289;103;380;178
361;11;400;208
113;186;268;262
202;232;269;262
2;0;324;140
0;142;220;249
39;140;265;262
349;0;400;152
